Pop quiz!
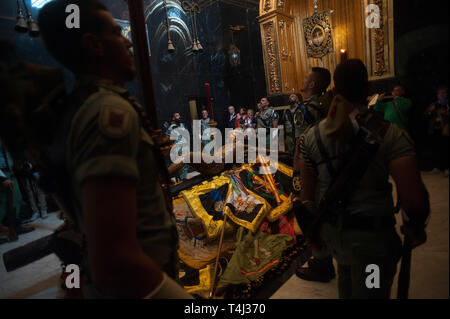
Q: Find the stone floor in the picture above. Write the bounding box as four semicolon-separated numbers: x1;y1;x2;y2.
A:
0;212;65;299
0;172;448;299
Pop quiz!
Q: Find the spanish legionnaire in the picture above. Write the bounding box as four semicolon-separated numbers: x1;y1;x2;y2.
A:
294;67;335;282
295;59;429;298
37;0;192;298
257;97;279;150
301;67;333;121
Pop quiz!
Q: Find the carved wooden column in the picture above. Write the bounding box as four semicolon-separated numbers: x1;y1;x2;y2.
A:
362;0;395;80
258;0;299;96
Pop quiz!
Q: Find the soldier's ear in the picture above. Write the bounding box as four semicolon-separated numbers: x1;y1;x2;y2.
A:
82;33;104;58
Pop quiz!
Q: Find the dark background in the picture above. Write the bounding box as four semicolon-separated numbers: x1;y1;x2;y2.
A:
0;0;448;159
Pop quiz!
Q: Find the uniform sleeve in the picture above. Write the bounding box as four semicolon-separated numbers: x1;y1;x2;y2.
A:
383;124;416;163
70;92;141;188
373;100;386;112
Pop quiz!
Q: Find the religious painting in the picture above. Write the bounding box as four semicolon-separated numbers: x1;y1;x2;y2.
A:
302;11;334;58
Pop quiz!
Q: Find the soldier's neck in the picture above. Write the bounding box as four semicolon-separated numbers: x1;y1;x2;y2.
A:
97;69;125;87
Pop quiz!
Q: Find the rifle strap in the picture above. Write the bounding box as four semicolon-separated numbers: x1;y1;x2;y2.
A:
314;125;337;178
301;104;315;125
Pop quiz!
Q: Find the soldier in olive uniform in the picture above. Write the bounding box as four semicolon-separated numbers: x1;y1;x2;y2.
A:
297;60;429;298
301;67;333;120
38;0;191;298
294;67;335;282
257;97;279;150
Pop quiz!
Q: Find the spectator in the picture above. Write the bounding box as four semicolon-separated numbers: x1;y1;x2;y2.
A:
425;85;449;177
235;107;248;128
200;109;211;147
245;109;256;129
22;162;49;223
374;85;412;130
225;106;237;129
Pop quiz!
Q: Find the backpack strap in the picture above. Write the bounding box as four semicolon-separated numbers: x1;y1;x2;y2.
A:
301;104;315;125
314;124;337;178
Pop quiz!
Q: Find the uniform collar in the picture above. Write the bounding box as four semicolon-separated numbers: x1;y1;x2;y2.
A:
75;74;128;95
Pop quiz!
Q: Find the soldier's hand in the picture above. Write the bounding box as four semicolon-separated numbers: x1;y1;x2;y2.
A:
378;93;386;101
401;224;427;249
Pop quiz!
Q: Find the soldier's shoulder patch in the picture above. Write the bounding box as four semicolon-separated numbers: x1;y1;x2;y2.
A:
99;105;132;138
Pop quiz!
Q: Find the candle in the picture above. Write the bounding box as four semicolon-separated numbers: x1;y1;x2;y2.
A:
205;83;214;121
340;49;348;63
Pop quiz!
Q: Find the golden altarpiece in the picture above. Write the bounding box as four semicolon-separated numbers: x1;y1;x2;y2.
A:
258;0;395;96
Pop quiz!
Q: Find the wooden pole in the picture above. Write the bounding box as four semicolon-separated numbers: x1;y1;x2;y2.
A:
126;0;159;129
209;214;228;299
